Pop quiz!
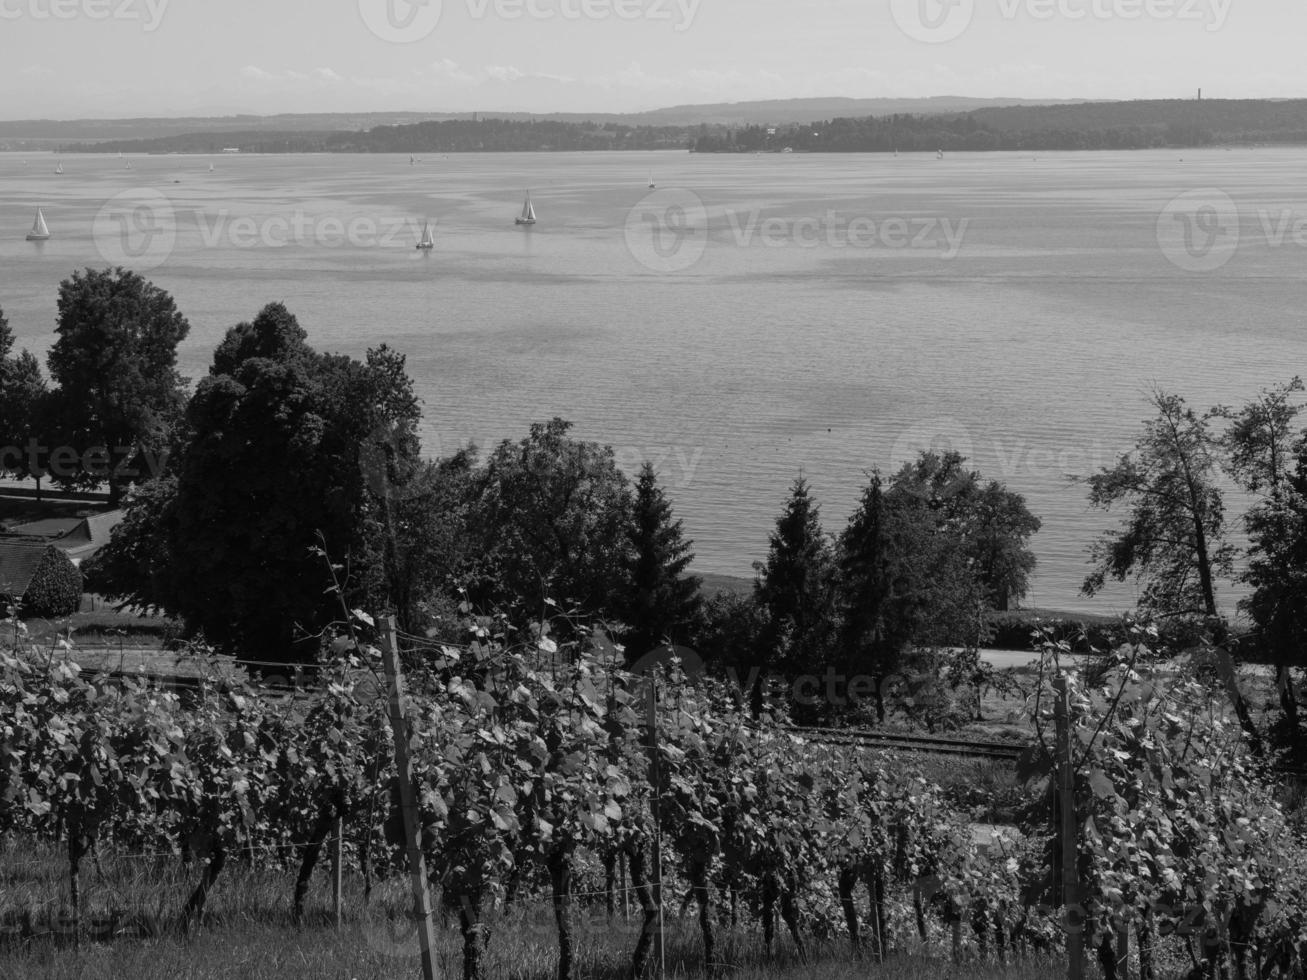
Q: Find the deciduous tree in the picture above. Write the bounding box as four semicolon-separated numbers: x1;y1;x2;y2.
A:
169;304;420;664
46;268;190;503
471;418;632;623
1082;389;1233;620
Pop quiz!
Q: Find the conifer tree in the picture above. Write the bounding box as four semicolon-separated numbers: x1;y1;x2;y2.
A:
754;476;834;679
620;462;702;660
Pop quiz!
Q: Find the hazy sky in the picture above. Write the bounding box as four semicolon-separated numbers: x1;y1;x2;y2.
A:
1;0;1304;118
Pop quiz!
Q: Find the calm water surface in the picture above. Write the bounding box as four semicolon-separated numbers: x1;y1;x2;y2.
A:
3;148;1305;613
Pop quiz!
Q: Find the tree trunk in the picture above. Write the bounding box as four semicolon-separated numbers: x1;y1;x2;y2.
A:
548;849;575;980
603;851;616;921
691;859;716;978
627;844;660;980
182;844;226;924
762;875;777;952
1276;664;1300;737
67;828;87;943
913;887;929;942
1098;932;1118;980
867;863;888;959
1139;908;1155;980
838;866;861;953
779;884;805;961
458;892;485;980
293;810;337;921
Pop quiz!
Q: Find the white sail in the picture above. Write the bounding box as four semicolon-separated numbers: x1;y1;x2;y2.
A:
209;162;215;172
416;220;434;249
26;208;50;241
55;162;63;174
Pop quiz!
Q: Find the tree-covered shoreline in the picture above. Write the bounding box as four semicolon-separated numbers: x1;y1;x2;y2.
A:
53;98;1307;156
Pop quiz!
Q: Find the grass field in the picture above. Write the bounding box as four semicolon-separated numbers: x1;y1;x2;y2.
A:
0;840;1067;980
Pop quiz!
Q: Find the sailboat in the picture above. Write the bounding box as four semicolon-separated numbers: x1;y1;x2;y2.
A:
55;162;63;175
26;208;50;241
124;161;132;170
648;171;655;189
515;191;536;226
409;155;415;166
208;162;215;173
416;220;434;250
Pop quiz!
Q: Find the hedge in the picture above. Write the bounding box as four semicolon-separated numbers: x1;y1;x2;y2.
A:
23;547;83;618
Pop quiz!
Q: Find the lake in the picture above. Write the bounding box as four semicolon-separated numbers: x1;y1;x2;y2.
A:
3;147;1306;613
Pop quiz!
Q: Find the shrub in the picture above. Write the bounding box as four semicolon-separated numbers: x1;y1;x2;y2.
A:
23;547;83;618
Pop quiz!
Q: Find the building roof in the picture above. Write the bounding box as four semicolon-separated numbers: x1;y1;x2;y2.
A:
6;518;82;538
0;541;52;599
2;510;124;563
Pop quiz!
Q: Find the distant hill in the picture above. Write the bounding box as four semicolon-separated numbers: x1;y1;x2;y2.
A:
623;96;1090;127
691;98;1307;153
24;97;1307;156
0;97;1083;146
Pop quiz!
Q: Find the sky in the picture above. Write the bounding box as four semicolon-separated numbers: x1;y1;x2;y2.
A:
0;0;1304;119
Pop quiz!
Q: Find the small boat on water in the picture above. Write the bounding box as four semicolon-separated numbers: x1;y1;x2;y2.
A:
55;162;63;174
409;155;415;166
648;172;655;188
26;208;50;241
515;191;537;226
125;161;132;170
416;220;434;250
209;162;215;172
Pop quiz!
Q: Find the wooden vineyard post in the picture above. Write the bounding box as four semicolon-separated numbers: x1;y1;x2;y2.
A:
381;617;439;980
620;852;628;922
332;816;344;930
1054;675;1086;980
646;673;666;980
